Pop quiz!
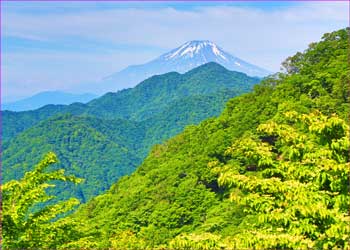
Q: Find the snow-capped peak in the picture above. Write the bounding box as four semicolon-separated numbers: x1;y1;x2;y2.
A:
164;40;228;61
101;39;271;90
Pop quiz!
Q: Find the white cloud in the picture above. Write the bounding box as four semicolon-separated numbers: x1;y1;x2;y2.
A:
2;1;348;99
4;3;347;46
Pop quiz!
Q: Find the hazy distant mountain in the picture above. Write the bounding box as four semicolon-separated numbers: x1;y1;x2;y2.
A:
2;91;97;111
99;40;270;92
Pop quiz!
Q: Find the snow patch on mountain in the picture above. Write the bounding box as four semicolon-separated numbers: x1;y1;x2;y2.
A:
164;41;228;61
95;40;271;93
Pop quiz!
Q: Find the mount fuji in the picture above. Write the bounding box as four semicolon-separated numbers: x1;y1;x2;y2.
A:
96;40;271;92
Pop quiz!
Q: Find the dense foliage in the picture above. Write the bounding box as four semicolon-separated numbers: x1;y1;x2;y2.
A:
3;115;140;203
3;63;258;204
3;28;349;248
214;111;350;248
65;28;349;248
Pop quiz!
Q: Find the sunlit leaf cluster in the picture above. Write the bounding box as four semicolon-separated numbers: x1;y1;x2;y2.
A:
218;111;350;248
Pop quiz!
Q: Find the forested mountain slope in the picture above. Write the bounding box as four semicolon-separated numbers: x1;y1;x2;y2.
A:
3;63;259;204
3;115;143;202
3;63;258;142
3;105;68;142
86;63;258;121
61;28;350;249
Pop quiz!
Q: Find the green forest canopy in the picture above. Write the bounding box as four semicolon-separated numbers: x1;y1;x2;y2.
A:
2;27;349;249
2;63;259;205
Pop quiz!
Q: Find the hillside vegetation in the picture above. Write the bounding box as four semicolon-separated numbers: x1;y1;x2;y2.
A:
62;27;349;248
3;28;349;249
3;63;258;204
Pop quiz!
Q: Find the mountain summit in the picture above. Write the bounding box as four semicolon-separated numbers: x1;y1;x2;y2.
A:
96;40;270;93
158;40;269;76
161;40;228;60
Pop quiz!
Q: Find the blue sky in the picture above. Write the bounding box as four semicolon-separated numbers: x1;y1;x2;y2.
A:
2;1;348;102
